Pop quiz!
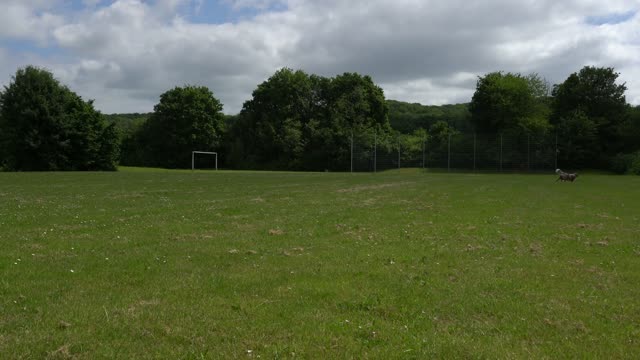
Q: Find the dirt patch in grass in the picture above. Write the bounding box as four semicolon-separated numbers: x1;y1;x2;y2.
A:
48;345;71;359
336;181;414;193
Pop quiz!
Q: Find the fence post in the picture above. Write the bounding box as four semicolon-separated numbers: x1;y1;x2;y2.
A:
447;133;451;172
473;132;476;171
350;131;353;173
555;133;558;170
422;137;425;169
374;132;377;173
499;134;503;172
527;134;531;171
397;137;401;169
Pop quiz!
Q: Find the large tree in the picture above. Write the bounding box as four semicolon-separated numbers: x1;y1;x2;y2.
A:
231;69;391;170
551;66;628;161
137;86;225;168
0;66;118;171
469;71;550;135
236;68;313;169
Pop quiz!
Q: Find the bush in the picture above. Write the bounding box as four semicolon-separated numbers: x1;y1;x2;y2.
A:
611;151;640;174
630;153;640;175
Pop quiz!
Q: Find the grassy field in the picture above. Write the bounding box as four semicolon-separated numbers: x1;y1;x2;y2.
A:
1;168;639;359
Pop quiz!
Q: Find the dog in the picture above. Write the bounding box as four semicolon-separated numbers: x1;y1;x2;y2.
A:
555;168;578;182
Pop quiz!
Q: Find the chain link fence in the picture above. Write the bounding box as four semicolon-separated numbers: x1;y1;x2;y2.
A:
350;133;559;172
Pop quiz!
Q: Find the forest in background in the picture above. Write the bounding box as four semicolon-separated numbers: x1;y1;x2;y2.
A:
2;66;640;173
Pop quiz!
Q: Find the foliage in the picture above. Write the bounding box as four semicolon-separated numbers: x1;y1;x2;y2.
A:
551;66;628;159
104;113;150;166
387;100;472;133
133;86;225;168
400;128;428;162
611;151;640;175
469;71;551;135
555;110;599;168
229;68;391;171
616;105;640;154
0;66;118;171
104;113;150;142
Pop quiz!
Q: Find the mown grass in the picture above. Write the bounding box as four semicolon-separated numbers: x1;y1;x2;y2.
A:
1;168;639;359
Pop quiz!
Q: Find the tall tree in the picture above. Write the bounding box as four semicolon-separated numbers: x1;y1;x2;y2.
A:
551;66;627;160
328;73;388;131
234;68;313;169
0;66;118;171
137;85;225;168
617;106;640;153
322;72;390;170
232;69;391;170
469;71;550;134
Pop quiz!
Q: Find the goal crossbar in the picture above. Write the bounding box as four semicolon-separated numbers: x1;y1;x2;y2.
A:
191;151;218;170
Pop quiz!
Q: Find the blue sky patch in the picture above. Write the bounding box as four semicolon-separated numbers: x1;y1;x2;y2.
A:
586;10;636;25
186;1;288;24
1;39;63;58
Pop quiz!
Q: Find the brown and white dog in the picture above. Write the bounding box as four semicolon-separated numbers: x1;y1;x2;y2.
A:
555;168;578;182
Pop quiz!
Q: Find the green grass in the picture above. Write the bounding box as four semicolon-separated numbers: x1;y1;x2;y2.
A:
1;168;639;359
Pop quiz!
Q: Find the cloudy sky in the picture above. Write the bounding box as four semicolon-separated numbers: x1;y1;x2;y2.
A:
1;0;639;114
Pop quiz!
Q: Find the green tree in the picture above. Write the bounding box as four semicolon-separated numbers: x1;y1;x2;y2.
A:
232;69;391;171
617;106;640;153
554;110;598;168
234;68;313;169
322;72;390;170
137;85;224;168
0;66;118;171
470;71;550;135
328;73;388;131
551;66;627;161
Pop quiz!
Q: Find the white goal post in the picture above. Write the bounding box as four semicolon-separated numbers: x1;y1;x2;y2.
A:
191;151;218;170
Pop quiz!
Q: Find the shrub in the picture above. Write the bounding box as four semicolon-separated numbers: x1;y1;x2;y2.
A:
611;151;640;175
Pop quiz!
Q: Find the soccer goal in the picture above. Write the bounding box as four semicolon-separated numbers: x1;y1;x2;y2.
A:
191;151;218;170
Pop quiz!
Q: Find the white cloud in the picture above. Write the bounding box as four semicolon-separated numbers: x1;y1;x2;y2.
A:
0;2;63;43
223;0;287;10
1;0;639;114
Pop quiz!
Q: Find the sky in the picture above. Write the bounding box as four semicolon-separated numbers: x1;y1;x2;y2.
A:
0;0;639;114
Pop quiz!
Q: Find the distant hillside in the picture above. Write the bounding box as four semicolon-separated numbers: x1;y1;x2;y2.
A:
103;113;150;137
387;100;472;133
103;102;473;137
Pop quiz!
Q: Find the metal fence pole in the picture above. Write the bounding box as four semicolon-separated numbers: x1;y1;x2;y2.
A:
422;137;425;169
374;132;377;173
527;134;531;171
350;131;353;173
397;138;401;169
473;133;476;171
555;133;558;170
499;134;503;172
447;133;451;172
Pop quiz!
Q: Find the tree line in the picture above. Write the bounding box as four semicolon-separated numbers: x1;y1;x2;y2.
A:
1;65;639;173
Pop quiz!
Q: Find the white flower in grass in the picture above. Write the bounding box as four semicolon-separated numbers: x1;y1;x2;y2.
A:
70;269;75;273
